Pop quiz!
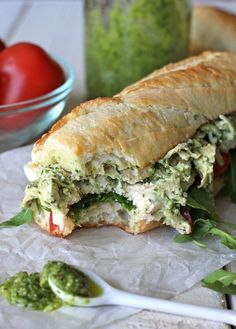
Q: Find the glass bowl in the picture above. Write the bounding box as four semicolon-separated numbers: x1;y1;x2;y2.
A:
0;55;75;152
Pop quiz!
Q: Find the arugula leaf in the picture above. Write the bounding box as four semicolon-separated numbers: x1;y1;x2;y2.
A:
174;233;208;248
209;227;236;250
174;174;236;250
72;192;135;212
70;192;135;223
187;186;219;220
202;269;236;295
0;208;33;228
222;149;236;203
192;219;236;250
174;218;212;247
202;281;236;295
174;234;193;243
193;219;214;240
203;269;236;286
174;217;236;250
173;219;212;247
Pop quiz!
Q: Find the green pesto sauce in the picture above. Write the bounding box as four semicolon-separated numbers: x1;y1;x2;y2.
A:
40;261;90;297
0;272;62;311
0;261;102;312
70;192;135;223
86;0;190;98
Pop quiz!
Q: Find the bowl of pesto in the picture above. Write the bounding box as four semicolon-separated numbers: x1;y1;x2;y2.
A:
85;0;191;98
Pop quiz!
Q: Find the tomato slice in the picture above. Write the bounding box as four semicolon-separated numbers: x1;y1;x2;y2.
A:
214;153;230;178
48;210;60;235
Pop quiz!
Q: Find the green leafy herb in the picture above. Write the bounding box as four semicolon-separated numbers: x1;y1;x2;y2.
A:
174;234;193;243
186;186;220;220
202;269;236;295
175;186;236;250
175;218;236;250
192;219;214;240
174;231;208;248
174;218;212;244
70;192;135;223
0;208;33;228
222;149;236;203
210;227;236;250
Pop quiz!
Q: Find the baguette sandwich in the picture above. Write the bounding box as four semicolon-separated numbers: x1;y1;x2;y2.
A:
23;52;236;237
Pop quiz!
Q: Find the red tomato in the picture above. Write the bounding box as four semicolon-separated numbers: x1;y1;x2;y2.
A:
214;153;230;177
0;42;65;130
0;42;65;104
49;210;61;236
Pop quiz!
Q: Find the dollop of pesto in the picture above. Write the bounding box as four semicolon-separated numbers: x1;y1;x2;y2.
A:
0;261;93;312
86;0;190;98
0;272;62;311
40;261;90;297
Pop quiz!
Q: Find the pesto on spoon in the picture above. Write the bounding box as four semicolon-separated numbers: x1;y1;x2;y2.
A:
0;261;100;311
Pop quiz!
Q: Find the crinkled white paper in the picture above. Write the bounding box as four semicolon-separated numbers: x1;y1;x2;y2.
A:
0;145;235;329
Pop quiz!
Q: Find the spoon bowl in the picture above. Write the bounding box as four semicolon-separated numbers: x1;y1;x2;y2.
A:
48;266;236;326
48;267;112;307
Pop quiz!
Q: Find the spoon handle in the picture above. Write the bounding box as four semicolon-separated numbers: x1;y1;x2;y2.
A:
109;288;236;326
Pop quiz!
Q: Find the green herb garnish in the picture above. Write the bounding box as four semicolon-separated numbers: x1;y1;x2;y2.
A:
202;269;236;295
0;208;33;228
187;186;220;221
174;187;236;250
70;192;135;223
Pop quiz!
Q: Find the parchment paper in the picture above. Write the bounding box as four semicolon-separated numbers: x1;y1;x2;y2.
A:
0;145;235;329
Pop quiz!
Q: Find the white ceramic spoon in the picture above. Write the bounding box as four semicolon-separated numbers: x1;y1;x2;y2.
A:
48;267;236;326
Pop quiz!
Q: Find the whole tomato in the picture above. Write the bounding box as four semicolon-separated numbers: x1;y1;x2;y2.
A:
0;42;65;130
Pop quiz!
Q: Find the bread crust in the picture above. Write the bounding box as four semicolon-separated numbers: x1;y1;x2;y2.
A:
32;52;236;169
190;6;236;54
36;215;163;238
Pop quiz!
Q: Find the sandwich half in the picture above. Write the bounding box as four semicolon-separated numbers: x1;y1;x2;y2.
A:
23;51;236;237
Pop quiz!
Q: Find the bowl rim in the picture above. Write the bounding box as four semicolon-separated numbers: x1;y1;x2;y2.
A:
0;54;75;110
0;87;73;116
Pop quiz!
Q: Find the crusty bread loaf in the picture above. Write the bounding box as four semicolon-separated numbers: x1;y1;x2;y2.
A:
27;51;236;237
190;6;236;54
33;52;236;171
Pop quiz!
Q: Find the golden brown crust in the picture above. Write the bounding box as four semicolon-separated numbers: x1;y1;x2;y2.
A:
35;214;163;237
32;52;236;170
190;6;236;54
35;111;75;149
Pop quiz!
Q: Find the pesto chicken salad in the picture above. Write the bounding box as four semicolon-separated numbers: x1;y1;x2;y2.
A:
21;114;236;236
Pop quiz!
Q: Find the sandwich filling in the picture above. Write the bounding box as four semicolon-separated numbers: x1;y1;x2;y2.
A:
23;114;236;236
